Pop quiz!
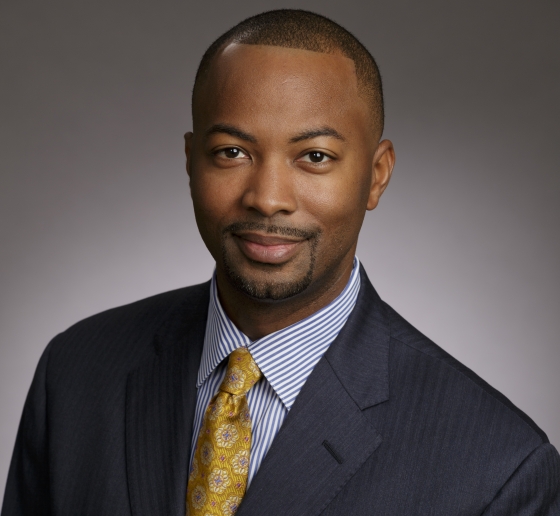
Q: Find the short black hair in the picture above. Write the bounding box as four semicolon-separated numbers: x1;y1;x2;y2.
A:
193;9;384;135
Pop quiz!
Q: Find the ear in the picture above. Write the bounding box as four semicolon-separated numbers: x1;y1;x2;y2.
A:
184;132;194;178
367;139;395;211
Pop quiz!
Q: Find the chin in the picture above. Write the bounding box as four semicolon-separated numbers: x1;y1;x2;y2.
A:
222;257;315;301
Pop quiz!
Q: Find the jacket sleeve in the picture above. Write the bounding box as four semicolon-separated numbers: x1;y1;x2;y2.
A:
1;341;53;516
481;442;560;515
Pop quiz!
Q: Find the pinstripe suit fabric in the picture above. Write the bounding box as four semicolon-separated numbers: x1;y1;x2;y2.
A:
2;267;559;515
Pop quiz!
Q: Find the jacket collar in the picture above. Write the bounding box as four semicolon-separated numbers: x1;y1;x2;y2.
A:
125;282;210;516
325;265;390;410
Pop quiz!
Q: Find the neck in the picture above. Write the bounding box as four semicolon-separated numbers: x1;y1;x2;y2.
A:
216;258;355;341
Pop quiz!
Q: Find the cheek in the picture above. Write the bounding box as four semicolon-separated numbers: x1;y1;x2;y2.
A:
297;167;370;237
190;174;240;255
191;166;243;214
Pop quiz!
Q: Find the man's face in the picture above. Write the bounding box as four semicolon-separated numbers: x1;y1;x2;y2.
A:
186;43;393;301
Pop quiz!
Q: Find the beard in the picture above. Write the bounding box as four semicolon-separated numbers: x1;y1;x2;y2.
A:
221;221;321;301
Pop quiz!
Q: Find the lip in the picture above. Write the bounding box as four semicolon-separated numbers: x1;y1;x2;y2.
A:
232;232;306;264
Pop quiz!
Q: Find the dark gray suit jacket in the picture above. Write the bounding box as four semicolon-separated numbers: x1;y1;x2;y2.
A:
3;267;560;515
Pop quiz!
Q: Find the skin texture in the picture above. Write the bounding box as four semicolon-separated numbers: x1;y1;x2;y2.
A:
185;43;395;340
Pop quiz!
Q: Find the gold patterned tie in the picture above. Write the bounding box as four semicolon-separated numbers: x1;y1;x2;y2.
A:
186;347;262;516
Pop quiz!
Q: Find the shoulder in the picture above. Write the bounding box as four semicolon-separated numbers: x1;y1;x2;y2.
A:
360;298;560;510
44;281;210;388
383;301;548;444
59;280;210;341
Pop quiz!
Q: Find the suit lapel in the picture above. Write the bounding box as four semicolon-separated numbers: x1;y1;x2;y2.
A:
238;268;390;516
126;284;209;516
237;359;383;516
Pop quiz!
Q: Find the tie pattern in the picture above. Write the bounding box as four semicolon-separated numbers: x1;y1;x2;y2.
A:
187;347;262;516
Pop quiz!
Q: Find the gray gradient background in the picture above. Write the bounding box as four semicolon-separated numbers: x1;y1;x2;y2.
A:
1;0;559;500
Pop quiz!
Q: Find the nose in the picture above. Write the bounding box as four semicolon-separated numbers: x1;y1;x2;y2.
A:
240;159;297;217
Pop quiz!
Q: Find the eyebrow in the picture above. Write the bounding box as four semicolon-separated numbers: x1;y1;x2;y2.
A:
205;123;346;145
289;126;346;143
205;124;257;143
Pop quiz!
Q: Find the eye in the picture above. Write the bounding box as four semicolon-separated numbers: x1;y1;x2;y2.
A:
215;147;248;159
299;151;332;163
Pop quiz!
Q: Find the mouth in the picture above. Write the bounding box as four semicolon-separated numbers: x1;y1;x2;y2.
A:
232;231;307;264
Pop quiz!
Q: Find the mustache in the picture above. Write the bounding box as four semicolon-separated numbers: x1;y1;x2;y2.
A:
223;221;320;240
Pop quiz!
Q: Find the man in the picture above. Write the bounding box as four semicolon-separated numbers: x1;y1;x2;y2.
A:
2;9;559;516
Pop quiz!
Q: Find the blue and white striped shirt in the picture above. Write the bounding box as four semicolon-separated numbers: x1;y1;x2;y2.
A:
190;257;361;485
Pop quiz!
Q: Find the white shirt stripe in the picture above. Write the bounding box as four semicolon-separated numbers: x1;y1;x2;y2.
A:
190;257;361;485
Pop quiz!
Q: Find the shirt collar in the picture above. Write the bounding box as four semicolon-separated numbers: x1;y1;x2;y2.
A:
198;257;361;409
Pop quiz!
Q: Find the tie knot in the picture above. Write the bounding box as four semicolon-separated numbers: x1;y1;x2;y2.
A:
220;347;262;396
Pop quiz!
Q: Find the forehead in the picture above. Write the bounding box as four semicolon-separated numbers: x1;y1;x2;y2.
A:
194;43;370;135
